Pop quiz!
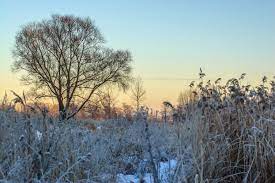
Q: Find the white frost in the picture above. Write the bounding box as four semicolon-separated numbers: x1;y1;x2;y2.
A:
117;159;178;183
35;130;42;141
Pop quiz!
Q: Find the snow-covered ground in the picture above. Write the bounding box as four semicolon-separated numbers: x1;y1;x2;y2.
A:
117;159;177;183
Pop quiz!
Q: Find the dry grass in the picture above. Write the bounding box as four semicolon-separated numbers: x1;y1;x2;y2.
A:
0;74;274;182
0;111;179;182
179;74;275;182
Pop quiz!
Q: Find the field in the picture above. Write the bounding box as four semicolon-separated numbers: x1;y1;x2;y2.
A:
0;76;274;182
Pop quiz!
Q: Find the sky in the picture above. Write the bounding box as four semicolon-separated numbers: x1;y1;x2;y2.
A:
0;0;275;108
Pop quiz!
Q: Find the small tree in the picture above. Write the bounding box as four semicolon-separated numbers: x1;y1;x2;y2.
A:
121;103;134;121
100;87;117;119
12;15;132;120
130;77;146;111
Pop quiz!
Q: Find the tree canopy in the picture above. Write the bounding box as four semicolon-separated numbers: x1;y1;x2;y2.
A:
12;15;132;120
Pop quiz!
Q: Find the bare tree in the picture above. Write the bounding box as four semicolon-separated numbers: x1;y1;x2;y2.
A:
130;77;146;111
82;99;103;119
121;103;134;121
100;87;117;119
12;15;132;120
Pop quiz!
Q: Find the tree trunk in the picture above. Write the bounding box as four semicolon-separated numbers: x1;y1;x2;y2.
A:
58;102;66;120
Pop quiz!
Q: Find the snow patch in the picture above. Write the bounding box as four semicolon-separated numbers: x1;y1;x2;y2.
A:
35;130;42;141
117;159;177;183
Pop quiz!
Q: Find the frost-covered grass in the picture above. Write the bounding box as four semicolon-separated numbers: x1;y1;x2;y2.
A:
0;75;275;183
0;111;190;182
181;75;275;182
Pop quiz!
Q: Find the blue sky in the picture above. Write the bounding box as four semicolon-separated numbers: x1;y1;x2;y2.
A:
0;0;275;107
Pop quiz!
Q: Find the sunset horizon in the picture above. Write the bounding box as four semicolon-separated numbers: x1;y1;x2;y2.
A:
1;0;275;109
0;1;274;182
